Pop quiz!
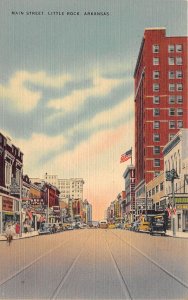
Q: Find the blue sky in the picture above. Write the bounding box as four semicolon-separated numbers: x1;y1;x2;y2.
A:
0;0;187;219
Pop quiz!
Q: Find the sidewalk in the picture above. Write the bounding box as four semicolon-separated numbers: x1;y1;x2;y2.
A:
166;230;188;238
0;231;39;241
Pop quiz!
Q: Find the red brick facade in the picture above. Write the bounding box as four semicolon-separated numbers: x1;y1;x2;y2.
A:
134;28;188;190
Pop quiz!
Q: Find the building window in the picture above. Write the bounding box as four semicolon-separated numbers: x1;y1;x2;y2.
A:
176;71;183;78
176;44;182;52
5;162;12;186
169;108;175;116
153;146;160;154
153;57;159;65
177;95;183;104
153;121;160;129
169;95;175;104
153;71;160;79
154;159;160;167
156;185;159;193
177;108;183;116
168;71;175;79
153;96;160;104
169;83;175;92
160;182;164;191
176;57;182;65
169;121;176;129
177;120;183;128
153;108;160;116
153;134;160;142
177;83;183;91
168;57;175;65
153;44;160;53
152;188;155;195
168;45;175;52
169;134;175;141
153;83;160;92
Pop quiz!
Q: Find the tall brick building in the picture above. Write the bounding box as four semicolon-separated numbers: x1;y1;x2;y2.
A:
134;28;188;199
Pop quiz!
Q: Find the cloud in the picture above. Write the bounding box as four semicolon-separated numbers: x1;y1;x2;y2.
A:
0;71;71;112
47;76;124;113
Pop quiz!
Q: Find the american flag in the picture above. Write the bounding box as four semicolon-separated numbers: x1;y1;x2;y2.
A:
120;148;132;163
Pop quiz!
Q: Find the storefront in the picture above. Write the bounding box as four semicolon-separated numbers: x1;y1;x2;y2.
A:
0;193;21;234
176;197;188;232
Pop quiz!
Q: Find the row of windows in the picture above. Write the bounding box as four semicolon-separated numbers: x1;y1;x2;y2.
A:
153;83;183;92
153;70;183;79
153;120;183;129
153;95;183;104
153;44;183;53
153;57;183;65
148;182;164;198
153;108;183;116
153;133;176;142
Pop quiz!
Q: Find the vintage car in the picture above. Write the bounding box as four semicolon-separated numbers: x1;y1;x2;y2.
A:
150;215;166;236
137;219;151;233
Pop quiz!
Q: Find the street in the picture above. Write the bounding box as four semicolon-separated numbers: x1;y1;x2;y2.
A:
0;229;188;300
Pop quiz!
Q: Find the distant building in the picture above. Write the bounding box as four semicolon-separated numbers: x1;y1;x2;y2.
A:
44;174;84;202
123;165;135;221
134;28;188;202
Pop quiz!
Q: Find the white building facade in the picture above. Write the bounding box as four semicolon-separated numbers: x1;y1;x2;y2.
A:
44;174;84;203
163;129;188;232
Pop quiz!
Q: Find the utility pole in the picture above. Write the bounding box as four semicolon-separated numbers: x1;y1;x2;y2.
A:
166;169;179;237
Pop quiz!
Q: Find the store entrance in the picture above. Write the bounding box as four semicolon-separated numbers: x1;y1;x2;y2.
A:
184;210;188;231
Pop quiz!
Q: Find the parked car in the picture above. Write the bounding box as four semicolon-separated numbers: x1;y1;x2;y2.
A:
108;224;116;229
38;223;51;235
150;215;166;236
137;219;150;233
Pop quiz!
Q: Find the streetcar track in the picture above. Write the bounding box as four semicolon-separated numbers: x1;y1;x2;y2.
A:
0;232;89;288
104;234;133;300
50;234;91;300
109;230;188;290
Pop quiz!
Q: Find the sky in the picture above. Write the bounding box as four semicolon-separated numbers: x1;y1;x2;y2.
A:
0;0;187;220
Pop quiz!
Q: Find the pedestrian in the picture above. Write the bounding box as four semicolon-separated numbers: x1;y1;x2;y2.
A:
15;222;20;235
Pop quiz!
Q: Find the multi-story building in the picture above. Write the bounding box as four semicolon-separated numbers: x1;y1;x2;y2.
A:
44;174;84;203
134;28;188;200
123;165;136;221
0;133;23;233
162;129;188;232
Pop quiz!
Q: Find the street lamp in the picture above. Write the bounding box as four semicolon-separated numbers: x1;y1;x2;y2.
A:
166;169;179;237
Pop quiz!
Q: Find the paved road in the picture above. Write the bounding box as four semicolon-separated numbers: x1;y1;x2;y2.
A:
0;229;188;300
